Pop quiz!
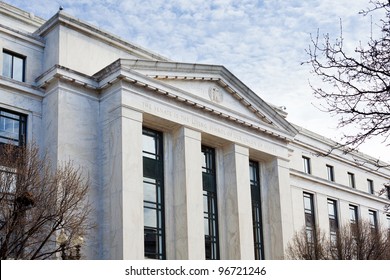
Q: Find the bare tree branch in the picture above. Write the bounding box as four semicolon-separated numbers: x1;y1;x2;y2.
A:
0;143;94;260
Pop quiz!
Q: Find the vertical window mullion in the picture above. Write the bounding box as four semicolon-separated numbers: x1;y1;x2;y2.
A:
303;192;316;249
202;146;219;260
2;51;25;82
249;160;264;260
0;108;27;146
327;199;338;246
142;128;165;260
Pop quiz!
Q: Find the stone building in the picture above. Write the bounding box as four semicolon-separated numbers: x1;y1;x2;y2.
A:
0;2;389;259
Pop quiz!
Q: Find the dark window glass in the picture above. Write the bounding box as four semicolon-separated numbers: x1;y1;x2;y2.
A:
142;128;165;259
249;160;264;260
368;210;377;232
0;108;26;146
367;179;374;194
2;51;25;82
326;165;334;182
386;186;390;200
348;172;355;188
327;199;338;245
303;193;315;243
302;156;311;174
202;146;219;260
349;204;359;236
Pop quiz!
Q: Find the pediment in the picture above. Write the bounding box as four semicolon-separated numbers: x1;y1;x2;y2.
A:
158;79;265;122
96;59;298;140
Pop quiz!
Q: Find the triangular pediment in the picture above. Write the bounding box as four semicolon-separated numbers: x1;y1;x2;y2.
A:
94;59;298;140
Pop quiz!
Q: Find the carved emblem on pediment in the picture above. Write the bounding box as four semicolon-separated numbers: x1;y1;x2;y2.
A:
208;86;223;103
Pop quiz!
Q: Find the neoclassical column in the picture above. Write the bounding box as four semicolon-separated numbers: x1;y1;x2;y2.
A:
262;157;293;259
104;105;144;259
171;126;204;259
221;143;254;259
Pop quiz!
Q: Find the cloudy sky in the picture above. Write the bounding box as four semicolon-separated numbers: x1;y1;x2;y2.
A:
4;0;389;161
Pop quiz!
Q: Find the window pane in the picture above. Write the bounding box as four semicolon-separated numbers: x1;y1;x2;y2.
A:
142;127;164;259
12;56;24;82
142;134;156;158
144;207;157;228
0;109;26;146
2;52;12;78
304;195;312;211
202;146;219;260
143;181;156;203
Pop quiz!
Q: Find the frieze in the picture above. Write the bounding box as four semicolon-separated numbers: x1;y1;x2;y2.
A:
142;101;283;157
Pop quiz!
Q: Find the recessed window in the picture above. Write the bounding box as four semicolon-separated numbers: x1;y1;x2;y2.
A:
202;145;219;260
0;108;27;146
326;165;334;182
386;185;390;200
2;50;25;82
249;160;264;260
142;127;165;259
367;179;374;194
302;156;311;174
368;210;378;232
349;204;358;225
327;199;338;245
347;172;355;188
303;192;315;243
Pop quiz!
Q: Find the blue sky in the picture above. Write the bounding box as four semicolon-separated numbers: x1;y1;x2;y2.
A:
3;0;388;161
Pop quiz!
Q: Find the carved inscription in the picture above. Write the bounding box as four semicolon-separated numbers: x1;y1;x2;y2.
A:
142;101;280;155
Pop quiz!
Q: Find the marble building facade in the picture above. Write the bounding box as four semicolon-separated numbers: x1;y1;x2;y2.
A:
0;3;389;260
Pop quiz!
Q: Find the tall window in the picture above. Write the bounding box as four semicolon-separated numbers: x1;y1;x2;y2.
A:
367;179;374;194
202;146;219;260
0;108;27;146
302;156;311;174
142;128;165;259
249;160;264;260
326;165;335;182
347;172;355;188
368;210;378;232
2;50;25;82
386;185;390;200
349;204;358;225
303;192;315;243
327;199;338;245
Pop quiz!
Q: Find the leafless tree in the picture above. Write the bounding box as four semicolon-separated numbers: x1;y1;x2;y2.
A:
286;220;390;260
0;143;93;260
306;0;390;159
285;227;329;260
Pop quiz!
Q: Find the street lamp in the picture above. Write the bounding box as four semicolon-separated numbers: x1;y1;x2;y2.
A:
56;230;84;260
72;235;84;259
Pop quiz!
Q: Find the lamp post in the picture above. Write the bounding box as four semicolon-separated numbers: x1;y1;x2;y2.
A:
72;235;84;260
56;230;84;260
57;229;68;260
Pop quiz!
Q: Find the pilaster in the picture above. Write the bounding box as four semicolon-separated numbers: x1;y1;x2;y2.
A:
171;126;204;259
221;143;254;259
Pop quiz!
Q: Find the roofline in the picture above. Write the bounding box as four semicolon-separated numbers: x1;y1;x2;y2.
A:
0;2;46;28
293;124;390;170
103;59;299;137
33;11;171;62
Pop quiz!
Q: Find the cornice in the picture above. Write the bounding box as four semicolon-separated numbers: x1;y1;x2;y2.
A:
34;12;170;62
0;2;45;28
112;59;299;138
0;76;44;99
291;169;390;204
37;63;295;142
292;124;390;173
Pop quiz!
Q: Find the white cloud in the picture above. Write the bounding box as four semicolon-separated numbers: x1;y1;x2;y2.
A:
3;0;389;160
